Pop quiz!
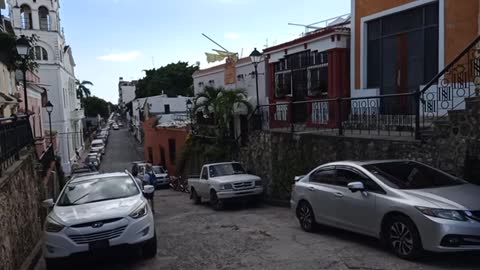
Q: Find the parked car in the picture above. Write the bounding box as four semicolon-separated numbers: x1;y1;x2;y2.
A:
89;149;102;161
42;172;157;269
188;162;263;210
291;160;480;260
152;165;170;188
84;155;101;170
90;139;105;155
118;122;124;127
71;167;99;179
112;124;119;130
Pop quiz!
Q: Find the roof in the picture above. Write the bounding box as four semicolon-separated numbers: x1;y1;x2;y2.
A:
320;160;411;167
70;172;130;183
264;27;350;53
205;161;241;166
91;139;104;144
193;57;252;77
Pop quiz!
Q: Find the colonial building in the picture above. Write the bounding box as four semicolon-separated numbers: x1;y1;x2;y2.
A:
263;20;350;129
8;0;84;173
131;94;191;142
351;0;480;115
193;57;267;138
118;78;137;108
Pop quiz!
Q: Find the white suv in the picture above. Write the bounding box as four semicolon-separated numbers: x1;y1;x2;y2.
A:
42;172;156;269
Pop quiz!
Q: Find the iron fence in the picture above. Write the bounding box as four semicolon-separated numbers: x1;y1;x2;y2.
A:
0;115;34;176
250;92;419;138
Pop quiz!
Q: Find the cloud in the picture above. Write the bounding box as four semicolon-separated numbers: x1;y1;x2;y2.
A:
224;32;240;40
97;50;142;62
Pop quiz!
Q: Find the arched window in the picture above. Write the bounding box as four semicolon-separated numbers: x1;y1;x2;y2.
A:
31;46;49;61
38;6;51;31
20;5;33;30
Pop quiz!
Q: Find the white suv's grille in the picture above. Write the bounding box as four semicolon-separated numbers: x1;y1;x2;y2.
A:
68;225;127;244
233;181;254;190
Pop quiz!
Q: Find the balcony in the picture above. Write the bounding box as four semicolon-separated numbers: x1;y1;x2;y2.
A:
70;109;85;120
38;144;55;177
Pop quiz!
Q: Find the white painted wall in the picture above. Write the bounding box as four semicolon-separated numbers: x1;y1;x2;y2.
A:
193;59;267;107
9;0;83;174
120;85;136;104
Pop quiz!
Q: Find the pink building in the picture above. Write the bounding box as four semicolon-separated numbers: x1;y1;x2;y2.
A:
16;70;52;157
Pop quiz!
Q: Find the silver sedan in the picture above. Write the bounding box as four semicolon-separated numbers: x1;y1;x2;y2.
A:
291;160;480;260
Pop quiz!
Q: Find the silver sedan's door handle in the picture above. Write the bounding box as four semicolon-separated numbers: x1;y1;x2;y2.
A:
307;186;316;191
334;192;344;198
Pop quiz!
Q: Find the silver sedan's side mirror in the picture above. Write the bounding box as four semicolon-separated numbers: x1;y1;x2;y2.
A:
347;182;365;193
294;175;305;182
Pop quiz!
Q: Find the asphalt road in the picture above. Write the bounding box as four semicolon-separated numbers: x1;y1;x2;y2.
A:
35;128;480;270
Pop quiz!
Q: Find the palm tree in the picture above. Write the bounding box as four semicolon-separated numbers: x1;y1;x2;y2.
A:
193;86;222;117
76;80;93;101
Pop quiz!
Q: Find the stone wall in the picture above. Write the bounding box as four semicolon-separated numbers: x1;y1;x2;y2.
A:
0;152;59;270
240;97;480;201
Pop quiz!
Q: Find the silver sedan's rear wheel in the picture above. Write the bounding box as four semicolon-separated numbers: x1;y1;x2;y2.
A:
297;201;315;232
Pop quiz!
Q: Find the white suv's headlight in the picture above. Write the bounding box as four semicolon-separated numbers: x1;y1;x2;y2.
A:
129;202;148;219
416;207;467;221
45;218;65;232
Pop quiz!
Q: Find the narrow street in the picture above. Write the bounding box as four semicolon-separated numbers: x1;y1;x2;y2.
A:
35;128;480;270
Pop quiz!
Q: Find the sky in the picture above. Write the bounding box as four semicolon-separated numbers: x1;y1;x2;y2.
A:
6;0;351;103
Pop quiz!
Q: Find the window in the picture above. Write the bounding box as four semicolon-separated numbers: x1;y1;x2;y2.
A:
309;168;336;185
168;138;176;165
20;5;32;30
147;147;153;163
336;168;384;193
366;2;439;94
275;71;291;98
363;161;466;190
209;163;246;178
38;6;51;31
159;146;166;167
308;67;328;96
164;104;170;114
201;168;208;180
31;46;48;61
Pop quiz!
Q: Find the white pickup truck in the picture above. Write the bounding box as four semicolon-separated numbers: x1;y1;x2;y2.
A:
188;162;264;210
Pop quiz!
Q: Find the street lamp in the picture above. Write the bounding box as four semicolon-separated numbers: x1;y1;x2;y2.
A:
186;99;193;132
16;36;31;115
249;48;262;108
45;101;54;149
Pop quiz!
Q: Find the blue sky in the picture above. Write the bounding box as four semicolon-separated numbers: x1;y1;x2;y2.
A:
10;0;351;103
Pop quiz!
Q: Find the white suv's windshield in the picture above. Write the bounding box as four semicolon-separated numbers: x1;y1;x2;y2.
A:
92;143;103;148
57;176;139;206
209;163;246;177
363;161;466;189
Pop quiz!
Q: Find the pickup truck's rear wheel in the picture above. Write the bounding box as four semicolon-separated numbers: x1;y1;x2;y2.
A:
191;188;201;204
210;190;224;210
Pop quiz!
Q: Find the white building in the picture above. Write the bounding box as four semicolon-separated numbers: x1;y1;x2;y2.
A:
192;57;266;138
131;94;191;142
8;0;84;174
118;78;137;107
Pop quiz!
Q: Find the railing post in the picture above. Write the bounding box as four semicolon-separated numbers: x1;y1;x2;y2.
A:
289;100;295;133
337;98;343;136
415;91;421;140
14;116;20;160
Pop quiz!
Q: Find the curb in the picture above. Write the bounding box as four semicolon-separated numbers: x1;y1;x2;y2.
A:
20;240;42;270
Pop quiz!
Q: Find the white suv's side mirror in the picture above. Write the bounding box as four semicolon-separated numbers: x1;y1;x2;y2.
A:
42;199;54;208
347;182;365;193
143;185;155;194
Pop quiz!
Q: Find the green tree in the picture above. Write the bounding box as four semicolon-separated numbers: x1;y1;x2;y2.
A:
193;86;252;139
136;61;199;98
76;80;93;101
83;96;109;118
0;33;39;71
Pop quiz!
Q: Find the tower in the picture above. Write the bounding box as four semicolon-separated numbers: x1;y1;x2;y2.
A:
7;0;84;174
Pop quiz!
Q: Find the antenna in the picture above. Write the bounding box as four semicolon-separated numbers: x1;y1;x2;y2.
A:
202;33;231;52
152;57;155;68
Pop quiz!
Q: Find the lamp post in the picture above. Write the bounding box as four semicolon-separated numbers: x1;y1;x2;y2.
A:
186;99;193;132
16;36;31;115
46;101;54;149
249;48;262;109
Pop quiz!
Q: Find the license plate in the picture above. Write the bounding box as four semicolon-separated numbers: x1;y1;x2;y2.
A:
88;240;110;251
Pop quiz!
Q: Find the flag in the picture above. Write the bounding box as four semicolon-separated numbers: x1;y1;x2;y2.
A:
213;50;238;62
205;52;226;63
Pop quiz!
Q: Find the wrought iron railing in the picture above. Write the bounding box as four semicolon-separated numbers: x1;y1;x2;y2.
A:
39;144;55;177
0;115;34;176
249;92;418;138
420;35;480;127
